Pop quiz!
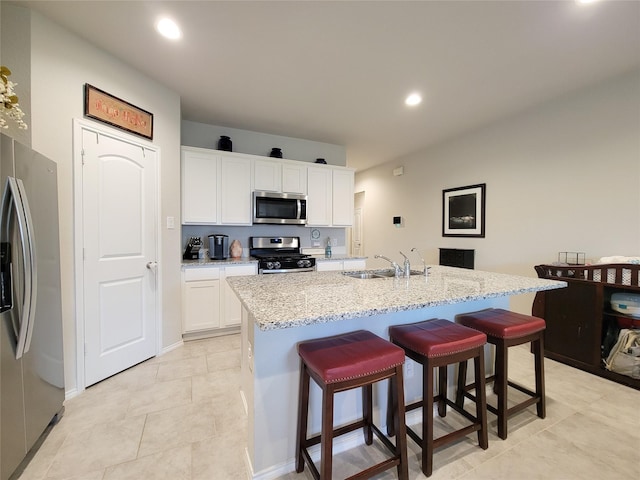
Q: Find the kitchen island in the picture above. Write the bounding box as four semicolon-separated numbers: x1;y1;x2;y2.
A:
227;266;565;479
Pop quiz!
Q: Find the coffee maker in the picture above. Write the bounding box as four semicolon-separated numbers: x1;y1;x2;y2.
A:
208;234;229;260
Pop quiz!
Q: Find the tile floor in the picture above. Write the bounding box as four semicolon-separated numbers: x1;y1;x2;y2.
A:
18;333;639;480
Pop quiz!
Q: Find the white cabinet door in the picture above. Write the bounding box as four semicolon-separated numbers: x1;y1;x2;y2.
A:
220;155;252;225
306;167;332;226
182;148;219;224
254;159;281;192
183;279;221;332
223;264;257;327
282;163;307;194
332;169;354;226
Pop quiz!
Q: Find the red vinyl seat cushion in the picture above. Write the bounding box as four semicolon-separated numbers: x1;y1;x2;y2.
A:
297;330;405;384
456;308;546;340
389;319;486;358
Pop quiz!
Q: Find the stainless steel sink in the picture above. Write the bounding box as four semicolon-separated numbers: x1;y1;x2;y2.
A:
342;269;423;279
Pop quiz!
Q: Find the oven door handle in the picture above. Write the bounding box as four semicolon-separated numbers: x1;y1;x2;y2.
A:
260;267;316;274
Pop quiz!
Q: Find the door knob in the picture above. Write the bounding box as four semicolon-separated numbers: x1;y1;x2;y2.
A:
146;261;158;270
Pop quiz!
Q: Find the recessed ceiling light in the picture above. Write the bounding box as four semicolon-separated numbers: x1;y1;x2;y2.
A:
156;18;182;40
405;93;422;107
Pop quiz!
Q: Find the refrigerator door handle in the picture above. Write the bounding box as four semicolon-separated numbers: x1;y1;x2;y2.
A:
15;177;38;356
0;177;37;359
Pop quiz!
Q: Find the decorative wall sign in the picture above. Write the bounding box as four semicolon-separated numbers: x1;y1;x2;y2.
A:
442;183;486;237
84;84;153;140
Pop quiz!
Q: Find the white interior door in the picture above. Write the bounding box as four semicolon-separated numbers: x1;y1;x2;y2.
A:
79;126;158;387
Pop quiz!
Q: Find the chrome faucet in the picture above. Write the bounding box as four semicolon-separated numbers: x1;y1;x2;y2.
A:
411;247;430;276
399;251;411;278
374;254;402;277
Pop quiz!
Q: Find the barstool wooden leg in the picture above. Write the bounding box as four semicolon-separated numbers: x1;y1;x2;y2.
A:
455;360;468;407
363;384;373;445
387;376;397;437
393;365;409;480
295;361;310;473
320;385;335;480
495;341;508;440
474;349;489;449
437;366;447;417
534;337;546;419
423;359;435;477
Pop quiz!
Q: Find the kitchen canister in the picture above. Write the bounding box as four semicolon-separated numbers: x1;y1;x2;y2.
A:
218;135;232;151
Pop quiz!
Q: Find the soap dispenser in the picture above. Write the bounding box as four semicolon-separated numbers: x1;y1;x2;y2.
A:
325;237;332;258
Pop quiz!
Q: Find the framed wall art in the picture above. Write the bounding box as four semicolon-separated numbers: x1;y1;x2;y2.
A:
84;84;153;140
442;183;486;238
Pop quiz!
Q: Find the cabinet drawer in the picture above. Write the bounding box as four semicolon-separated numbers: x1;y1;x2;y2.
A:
184;267;221;281
225;264;257;277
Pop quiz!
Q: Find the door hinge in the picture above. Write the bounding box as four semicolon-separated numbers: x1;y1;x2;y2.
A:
81;148;85;165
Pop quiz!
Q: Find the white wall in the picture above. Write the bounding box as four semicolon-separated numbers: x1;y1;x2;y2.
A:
27;10;182;393
355;69;640;314
182;119;346;166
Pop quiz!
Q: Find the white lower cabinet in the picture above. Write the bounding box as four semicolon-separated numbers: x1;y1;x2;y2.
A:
316;259;366;272
223;265;257;327
182;264;257;334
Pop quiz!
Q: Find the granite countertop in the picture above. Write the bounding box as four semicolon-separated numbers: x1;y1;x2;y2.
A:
182;257;258;268
226;265;566;331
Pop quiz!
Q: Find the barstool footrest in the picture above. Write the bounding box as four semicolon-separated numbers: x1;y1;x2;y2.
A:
459;380;541;417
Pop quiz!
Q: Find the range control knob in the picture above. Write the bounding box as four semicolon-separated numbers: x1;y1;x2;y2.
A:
266;261;274;270
273;261;281;270
297;259;307;268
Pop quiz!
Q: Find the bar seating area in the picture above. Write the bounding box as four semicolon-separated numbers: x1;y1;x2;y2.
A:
294;309;547;478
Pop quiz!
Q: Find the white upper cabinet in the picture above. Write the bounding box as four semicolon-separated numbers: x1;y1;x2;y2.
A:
331;169;355;226
306;166;333;226
181;147;219;224
220;155;253;225
307;165;355;227
282;163;307;194
254;159;307;195
181;147;252;225
254;159;281;192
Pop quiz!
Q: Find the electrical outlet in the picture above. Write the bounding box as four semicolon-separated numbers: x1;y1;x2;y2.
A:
405;360;414;378
331;238;337;247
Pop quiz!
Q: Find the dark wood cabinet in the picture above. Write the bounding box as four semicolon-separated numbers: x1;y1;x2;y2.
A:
439;248;474;269
533;264;640;390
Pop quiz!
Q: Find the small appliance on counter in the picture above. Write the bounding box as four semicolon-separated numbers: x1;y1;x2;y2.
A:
209;234;229;260
183;237;203;260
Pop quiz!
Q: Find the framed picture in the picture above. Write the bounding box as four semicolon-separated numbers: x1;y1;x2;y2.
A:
442;183;486;237
84;84;153;140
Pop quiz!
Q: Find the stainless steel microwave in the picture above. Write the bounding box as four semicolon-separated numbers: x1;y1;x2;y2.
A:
253;191;307;225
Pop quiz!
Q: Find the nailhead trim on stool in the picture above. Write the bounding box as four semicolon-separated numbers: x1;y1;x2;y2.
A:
296;330;409;480
387;319;488;477
455;308;546;440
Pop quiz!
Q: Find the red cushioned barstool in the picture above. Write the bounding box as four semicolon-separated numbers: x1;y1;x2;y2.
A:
386;319;488;477
296;330;409;480
455;308;546;440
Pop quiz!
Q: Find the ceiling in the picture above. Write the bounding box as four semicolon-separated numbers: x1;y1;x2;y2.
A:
22;1;640;171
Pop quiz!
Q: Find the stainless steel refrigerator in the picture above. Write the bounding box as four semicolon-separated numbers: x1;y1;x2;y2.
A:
0;133;64;480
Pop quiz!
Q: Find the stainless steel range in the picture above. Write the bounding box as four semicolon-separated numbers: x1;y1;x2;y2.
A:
250;236;316;274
